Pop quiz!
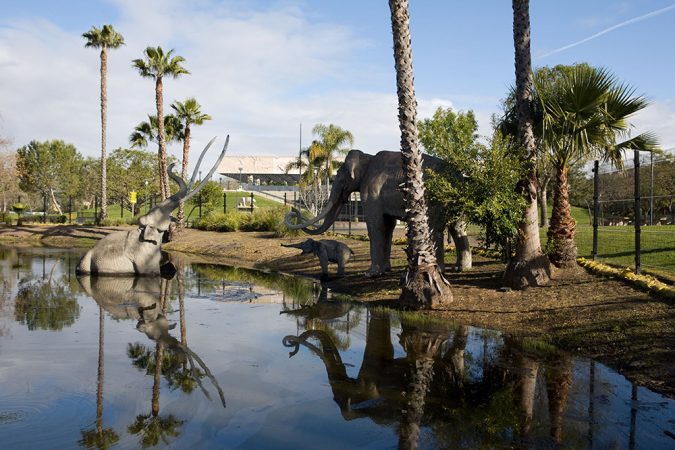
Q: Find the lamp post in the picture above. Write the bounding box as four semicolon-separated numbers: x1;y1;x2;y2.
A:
238;167;243;190
144;180;149;214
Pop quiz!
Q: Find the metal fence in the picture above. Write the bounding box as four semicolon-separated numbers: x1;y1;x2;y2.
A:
588;153;675;280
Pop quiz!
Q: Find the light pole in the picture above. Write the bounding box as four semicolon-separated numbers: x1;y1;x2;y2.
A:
144;180;149;214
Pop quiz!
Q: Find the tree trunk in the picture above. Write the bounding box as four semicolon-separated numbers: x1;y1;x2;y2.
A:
546;355;572;443
539;174;551;228
176;124;191;231
449;221;472;271
99;47;108;221
503;0;551;289
397;324;445;450
389;0;452;309
547;165;577;267
96;305;105;434
50;188;63;215
155;77;169;200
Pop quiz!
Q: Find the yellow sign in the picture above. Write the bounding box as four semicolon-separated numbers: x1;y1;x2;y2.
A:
129;191;137;204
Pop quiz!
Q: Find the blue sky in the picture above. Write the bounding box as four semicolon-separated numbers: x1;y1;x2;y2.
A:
1;0;673;171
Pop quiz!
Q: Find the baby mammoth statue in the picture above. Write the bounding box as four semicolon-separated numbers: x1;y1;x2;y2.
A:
282;238;354;279
77;136;229;276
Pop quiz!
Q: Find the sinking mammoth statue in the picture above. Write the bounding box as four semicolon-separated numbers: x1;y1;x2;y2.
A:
77;136;229;275
285;150;471;277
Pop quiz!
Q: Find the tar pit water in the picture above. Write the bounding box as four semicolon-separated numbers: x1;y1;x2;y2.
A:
0;247;673;449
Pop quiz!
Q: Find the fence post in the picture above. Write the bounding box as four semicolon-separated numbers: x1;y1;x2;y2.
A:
223;191;227;213
250;192;254;213
69;196;72;224
348;194;352;236
120;197;123;218
94;195;98;225
198;192;202;218
592;160;599;260
43;193;47;224
284;192;287;205
634;149;641;274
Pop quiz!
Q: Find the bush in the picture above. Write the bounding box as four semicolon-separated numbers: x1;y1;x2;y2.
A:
193;211;243;232
100;216;139;226
193;207;300;236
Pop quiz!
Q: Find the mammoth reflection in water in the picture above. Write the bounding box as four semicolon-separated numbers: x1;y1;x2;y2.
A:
77;275;226;408
282;306;578;449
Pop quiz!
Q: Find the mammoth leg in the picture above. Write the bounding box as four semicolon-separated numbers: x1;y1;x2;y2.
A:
383;215;397;272
365;219;388;277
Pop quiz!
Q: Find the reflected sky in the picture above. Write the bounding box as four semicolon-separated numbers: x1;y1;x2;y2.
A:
0;246;673;449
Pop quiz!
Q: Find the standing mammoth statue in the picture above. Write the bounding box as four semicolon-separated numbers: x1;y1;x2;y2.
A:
76;136;229;275
285;150;471;277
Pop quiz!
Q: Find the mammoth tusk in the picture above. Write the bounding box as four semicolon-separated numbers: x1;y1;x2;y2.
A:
283;201;335;230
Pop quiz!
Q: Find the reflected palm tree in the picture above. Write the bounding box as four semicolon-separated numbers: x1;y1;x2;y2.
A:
397;320;447;450
127;279;185;448
79;305;119;449
544;353;572;443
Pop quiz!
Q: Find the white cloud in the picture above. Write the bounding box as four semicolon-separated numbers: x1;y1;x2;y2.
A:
631;100;675;152
0;0;499;177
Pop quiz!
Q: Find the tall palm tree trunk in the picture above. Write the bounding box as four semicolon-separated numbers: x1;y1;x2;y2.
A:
389;0;452;309
547;166;577;267
503;0;551;289
155;77;169;200
177;125;191;230
99;47;108;221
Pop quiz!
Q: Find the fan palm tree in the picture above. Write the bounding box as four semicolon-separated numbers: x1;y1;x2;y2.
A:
388;0;452;308
78;305;119;449
132;47;189;200
311;124;354;188
129;115;184;150
170;98;212;230
536;65;659;267
503;0;552;289
83;25;125;222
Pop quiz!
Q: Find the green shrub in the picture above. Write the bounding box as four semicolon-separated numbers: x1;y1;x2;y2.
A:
100;216;138;226
193;211;243;232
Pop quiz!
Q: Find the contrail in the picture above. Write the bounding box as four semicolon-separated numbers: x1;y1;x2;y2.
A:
537;3;675;59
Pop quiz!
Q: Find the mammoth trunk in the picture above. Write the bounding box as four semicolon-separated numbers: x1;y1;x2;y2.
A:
284;199;344;234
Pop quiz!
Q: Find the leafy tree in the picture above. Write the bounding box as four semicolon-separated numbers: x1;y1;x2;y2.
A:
171;98;212;230
132;47;189;200
421;109;525;250
16;140;84;214
83;24;125;222
389;0;452;308
503;0;551;289
0;148;22;212
536;65;659;266
107;148;164;214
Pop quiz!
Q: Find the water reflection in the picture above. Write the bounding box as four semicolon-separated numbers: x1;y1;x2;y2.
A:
0;247;673;449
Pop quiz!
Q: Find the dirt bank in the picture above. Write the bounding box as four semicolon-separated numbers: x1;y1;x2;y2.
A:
1;224;673;398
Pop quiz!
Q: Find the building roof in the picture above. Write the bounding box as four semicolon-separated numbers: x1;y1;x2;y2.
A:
217;155;301;175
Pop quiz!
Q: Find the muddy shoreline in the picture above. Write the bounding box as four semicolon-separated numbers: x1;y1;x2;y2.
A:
1;224;673;398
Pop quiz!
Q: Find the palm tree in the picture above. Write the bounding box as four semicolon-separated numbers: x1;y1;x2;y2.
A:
78;305;119;449
311;124;354;188
503;0;552;289
132;47;189;200
83;25;125;223
388;0;452;308
536;65;658;267
129;115;184;150
170;98;211;230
